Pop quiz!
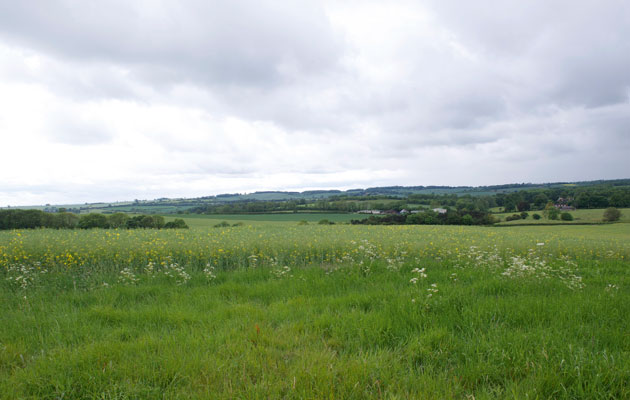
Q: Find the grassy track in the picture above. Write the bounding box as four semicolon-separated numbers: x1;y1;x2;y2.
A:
1;224;629;398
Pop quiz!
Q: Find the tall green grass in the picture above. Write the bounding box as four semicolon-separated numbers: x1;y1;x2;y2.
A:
1;224;629;398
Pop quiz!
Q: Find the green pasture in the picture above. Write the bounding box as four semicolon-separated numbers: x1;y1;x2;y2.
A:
1;223;629;398
495;208;630;225
168;212;366;227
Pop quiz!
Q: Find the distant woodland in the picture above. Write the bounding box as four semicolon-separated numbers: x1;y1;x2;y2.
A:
2;179;629;229
0;210;188;230
189;181;630;214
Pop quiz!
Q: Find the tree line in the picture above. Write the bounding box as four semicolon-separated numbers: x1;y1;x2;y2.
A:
496;185;630;211
188;183;630;216
0;210;188;230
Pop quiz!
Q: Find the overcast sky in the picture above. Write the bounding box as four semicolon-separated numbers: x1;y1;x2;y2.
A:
1;0;629;205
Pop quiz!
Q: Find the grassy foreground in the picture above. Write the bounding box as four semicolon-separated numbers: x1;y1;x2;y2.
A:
1;223;629;398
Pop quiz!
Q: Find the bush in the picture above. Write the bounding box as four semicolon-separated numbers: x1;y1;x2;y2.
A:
544;206;560;220
164;219;189;229
318;219;334;225
517;201;530;212
125;216;142;229
78;213;109;229
214;221;231;228
132;215;165;229
297;220;309;225
53;212;80;229
505;214;522;221
560;212;573;221
406;211;439;225
520;212;529;219
153;215;166;229
0;209;47;229
108;213;129;228
126;215;161;229
532;214;541;220
603;207;622;222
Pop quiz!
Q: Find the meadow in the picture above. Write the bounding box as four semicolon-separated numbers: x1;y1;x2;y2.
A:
171;212;365;227
494;208;630;225
1;221;629;398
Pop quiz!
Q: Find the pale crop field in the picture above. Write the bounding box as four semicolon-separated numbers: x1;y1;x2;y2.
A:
1;222;629;398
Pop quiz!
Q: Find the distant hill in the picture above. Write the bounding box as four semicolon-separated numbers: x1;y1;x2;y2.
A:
5;178;630;214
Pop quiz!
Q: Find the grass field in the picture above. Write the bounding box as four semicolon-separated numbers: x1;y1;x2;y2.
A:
1;223;629;398
170;212;366;227
494;208;630;225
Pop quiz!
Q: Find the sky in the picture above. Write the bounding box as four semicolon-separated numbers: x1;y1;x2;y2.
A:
1;0;629;206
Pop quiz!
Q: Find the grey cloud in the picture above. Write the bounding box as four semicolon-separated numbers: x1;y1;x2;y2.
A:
1;0;629;207
7;0;627;139
49;116;114;145
426;0;630;109
48;64;139;102
0;0;342;88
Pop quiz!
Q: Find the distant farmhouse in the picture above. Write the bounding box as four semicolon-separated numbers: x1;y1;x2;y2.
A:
555;197;575;211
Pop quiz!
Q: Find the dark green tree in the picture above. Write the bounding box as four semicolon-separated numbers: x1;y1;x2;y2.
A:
164;219;189;229
78;213;109;229
108;213;129;228
517;201;530;212
533;194;549;210
54;212;79;229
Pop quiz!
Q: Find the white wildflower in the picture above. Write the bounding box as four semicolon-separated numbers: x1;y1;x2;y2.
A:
203;263;217;281
118;267;138;285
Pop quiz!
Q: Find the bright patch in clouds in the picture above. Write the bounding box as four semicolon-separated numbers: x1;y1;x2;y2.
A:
0;0;629;205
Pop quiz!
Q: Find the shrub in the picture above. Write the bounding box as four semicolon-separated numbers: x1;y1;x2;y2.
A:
0;209;47;229
406;211;439;225
153;215;166;229
125;216;143;228
532;214;541;220
603;207;622;222
544;205;560;220
126;215;162;229
505;214;522;222
520;212;529;219
108;213;129;228
164;219;189;229
318;219;334;225
560;212;573;221
54;212;80;229
214;221;231;228
78;213;109;229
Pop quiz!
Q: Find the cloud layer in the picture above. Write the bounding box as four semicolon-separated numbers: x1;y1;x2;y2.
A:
0;0;629;205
